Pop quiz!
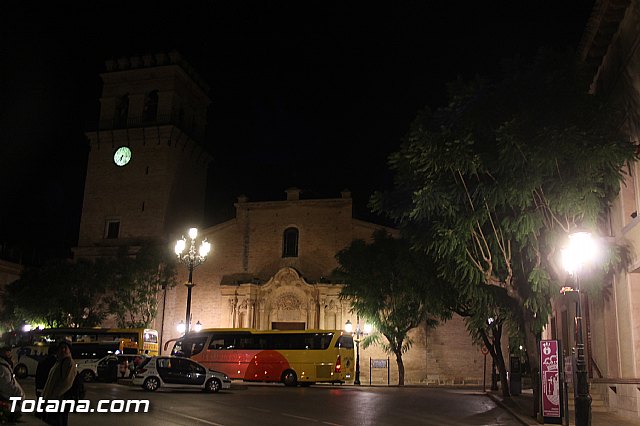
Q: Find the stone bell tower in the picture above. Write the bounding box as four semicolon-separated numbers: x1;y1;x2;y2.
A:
74;51;211;259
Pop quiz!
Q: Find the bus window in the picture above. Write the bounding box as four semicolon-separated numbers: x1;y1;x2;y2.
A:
72;342;120;359
335;335;354;349
189;336;207;356
143;332;158;344
208;334;238;350
304;333;333;350
173;336;208;357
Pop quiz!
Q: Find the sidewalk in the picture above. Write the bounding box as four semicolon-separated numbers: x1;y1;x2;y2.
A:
486;389;640;426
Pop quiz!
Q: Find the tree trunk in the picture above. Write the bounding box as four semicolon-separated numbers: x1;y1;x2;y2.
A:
523;315;541;420
481;325;511;398
496;348;510;398
493;324;510;398
395;351;405;386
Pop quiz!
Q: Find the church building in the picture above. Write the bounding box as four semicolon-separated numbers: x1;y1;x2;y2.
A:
74;52;488;385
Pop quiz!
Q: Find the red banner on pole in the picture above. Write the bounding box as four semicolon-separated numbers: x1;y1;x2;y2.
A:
540;340;561;420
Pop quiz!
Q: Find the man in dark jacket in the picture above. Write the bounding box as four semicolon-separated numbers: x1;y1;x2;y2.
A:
36;344;57;398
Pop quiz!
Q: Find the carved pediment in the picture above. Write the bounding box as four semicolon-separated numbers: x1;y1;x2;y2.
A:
262;267;312;290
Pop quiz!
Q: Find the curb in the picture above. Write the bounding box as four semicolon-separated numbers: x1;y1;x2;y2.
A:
485;392;540;426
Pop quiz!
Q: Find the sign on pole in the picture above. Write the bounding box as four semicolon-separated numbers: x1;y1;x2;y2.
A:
540;340;562;424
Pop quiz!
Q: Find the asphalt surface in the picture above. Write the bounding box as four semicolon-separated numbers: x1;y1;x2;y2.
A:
14;377;521;426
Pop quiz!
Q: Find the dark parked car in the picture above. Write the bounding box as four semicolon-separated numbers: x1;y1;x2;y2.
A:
133;356;231;392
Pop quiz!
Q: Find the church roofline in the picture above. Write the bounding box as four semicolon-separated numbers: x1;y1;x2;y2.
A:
352;218;398;235
234;197;352;210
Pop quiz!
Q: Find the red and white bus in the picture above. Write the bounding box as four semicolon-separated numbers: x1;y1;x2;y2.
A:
165;328;355;386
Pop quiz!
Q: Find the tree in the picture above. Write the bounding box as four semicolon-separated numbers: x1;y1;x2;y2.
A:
2;258;110;327
372;49;635;414
333;229;452;385
453;285;516;397
105;244;177;328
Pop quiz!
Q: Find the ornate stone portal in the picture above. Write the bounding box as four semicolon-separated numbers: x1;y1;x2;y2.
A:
221;267;345;330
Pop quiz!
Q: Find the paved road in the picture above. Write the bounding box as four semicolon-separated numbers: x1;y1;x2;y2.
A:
15;378;520;426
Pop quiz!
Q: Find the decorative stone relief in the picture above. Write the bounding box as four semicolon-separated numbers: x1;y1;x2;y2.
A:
276;292;301;310
272;292;304;322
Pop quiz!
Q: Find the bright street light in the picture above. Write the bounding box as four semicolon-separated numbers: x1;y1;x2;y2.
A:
175;227;211;335
345;315;371;385
561;230;595;426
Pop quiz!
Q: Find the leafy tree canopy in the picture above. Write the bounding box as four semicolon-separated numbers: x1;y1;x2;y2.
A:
371;49;636;404
105;243;177;328
333;229;454;385
2;243;177;330
2;258;110;328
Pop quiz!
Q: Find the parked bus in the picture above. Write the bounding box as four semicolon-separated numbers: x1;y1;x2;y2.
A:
164;328;354;386
7;327;158;378
28;328;159;355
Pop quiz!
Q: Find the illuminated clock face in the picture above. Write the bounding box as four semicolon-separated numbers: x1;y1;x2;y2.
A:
113;146;132;166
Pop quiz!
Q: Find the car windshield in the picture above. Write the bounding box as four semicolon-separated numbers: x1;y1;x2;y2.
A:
138;357;152;369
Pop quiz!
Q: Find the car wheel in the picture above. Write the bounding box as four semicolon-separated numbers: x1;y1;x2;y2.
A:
143;377;160;392
282;370;297;387
14;364;27;379
80;369;95;383
205;378;221;393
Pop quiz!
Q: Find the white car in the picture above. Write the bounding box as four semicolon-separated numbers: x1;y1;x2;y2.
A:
132;356;231;393
76;358;100;382
77;354;151;382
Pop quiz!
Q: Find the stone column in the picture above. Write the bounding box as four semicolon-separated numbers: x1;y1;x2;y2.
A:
319;298;326;330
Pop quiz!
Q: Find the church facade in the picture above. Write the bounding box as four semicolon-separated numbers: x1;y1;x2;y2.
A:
75;52;488;385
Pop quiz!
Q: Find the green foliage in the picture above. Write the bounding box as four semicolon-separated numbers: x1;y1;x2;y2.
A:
2;258;110;328
334;229;453;384
1;243;177;330
105;244;177;328
371;49;636;377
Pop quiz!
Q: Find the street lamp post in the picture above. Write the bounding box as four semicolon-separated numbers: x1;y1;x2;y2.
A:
562;231;596;426
175;227;211;335
177;318;203;334
345;315;371;386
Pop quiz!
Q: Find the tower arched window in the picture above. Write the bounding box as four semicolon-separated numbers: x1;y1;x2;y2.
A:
143;90;159;121
282;227;299;258
114;94;129;128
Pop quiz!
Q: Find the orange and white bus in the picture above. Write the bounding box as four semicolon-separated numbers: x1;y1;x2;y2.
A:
165;328;355;386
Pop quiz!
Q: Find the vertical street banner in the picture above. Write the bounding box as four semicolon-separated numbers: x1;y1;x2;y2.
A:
540;340;562;424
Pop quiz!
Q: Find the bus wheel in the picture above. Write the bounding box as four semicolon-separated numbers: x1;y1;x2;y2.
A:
14;364;27;379
143;377;160;391
205;378;221;393
282;370;297;387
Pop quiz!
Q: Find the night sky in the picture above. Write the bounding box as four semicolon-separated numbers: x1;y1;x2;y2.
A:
0;2;594;264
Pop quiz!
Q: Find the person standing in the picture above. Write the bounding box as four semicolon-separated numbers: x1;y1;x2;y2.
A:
36;344;58;398
43;341;77;426
0;346;25;424
0;347;24;398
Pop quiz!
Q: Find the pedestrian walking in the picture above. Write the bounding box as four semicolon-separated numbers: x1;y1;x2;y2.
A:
42;341;77;426
36;344;57;398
